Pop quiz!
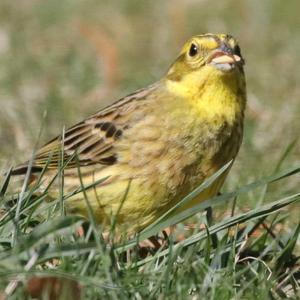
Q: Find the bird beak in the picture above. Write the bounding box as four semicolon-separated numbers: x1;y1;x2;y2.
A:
210;53;241;64
207;50;242;64
206;49;244;71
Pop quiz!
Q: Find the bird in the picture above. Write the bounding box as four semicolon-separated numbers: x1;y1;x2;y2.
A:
12;33;246;234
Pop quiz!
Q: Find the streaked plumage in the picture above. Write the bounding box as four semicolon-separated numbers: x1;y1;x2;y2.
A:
13;33;246;233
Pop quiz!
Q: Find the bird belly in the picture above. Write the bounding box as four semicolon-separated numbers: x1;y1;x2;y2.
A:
58;105;243;233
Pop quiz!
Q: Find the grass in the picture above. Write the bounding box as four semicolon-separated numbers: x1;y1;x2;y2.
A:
0;159;299;299
0;0;300;298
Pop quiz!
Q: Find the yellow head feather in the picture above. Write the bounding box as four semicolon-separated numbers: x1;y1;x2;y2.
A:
166;33;246;124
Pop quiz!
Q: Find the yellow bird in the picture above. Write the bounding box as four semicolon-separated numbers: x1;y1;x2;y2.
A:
12;33;246;233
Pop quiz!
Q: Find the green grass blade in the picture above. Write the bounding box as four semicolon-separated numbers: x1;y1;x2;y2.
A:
125;192;300;266
129;166;300;246
141;160;233;234
0;167;12;198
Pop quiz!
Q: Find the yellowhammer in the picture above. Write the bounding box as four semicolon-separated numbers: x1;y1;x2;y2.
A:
12;33;246;233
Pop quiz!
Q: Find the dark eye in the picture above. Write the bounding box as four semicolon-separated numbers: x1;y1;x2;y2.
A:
233;45;241;57
189;43;198;57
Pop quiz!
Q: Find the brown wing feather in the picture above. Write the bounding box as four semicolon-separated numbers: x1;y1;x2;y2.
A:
12;84;158;174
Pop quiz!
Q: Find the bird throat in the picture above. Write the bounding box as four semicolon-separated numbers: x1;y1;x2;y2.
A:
166;66;245;126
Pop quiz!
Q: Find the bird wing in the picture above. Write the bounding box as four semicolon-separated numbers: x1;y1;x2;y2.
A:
12;84;157;174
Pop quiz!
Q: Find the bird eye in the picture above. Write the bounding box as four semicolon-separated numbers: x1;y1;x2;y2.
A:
188;43;198;57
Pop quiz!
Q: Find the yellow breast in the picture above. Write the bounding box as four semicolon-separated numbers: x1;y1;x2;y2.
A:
63;67;246;232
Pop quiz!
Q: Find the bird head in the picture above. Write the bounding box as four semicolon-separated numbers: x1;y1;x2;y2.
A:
166;33;244;82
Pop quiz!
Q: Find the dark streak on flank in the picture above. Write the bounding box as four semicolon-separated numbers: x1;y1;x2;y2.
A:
64;134;83;146
64;122;85;137
95;122;111;131
100;155;117;165
95;122;123;139
65;136;91;149
106;125;116;138
80;139;104;154
115;129;122;139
